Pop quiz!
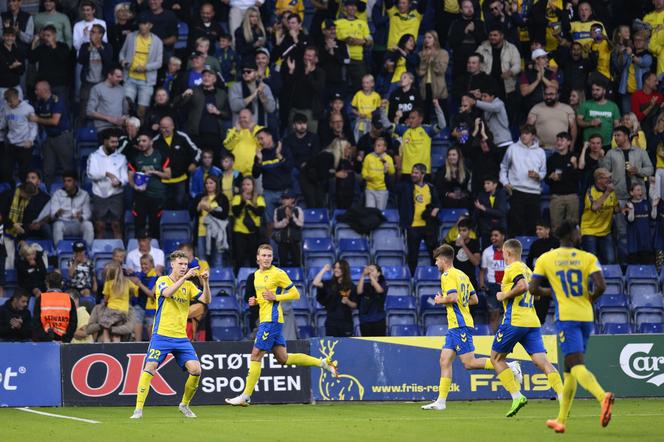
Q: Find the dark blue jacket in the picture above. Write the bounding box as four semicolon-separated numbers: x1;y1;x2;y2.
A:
252;145;294;192
474;188;508;235
396;180;440;229
77;42;114;82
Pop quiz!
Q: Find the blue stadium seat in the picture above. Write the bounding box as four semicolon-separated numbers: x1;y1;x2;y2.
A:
175;22;188;49
438;208;469;230
209;267;235;296
160;210;191;241
334;222;364;239
381;209;399;225
124;210;135;240
373;234;406;267
91;239;124;266
302;238;335;269
630;283;660;298
390;324;420;336
382;265;411;281
293;296;312;326
602;323;631;334
639;323;664;334
210;316;240;328
626;265;659;294
211;326;243;341
306;266;330;298
420;294;446;328
49;180;64;195
541;322;557;335
0;182;12;194
298;325;316;339
282;267;304;282
76;125;97;144
426;324;448;336
302;209;330;237
338;238;370;267
473;324;492;335
415;266;440;297
381;265;411;297
162;239;185;255
208;295;240;315
631;292;664;329
386;296;417;328
602;265;624;293
236;267;254;295
24;238;54;256
514;236;536;256
596;294;630;325
4;269;16;287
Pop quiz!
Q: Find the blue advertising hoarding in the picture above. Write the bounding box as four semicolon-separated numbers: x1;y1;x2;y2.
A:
310;336;559;401
0;343;62;407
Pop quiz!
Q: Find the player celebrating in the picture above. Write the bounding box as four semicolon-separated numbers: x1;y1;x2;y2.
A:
131;251;211;419
530;221;615;433
226;244;338;406
422;244;520;411
490;239;563;418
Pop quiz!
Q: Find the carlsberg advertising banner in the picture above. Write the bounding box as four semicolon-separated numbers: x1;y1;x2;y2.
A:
579;335;664;397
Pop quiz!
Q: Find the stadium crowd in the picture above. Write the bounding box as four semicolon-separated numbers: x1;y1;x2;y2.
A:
1;0;664;343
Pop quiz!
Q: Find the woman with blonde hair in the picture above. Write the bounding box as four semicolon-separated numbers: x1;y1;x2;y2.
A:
234;6;267;59
610;112;647;150
100;261;138;343
300;137;351;208
417;30;449;123
109;2;135;56
231;176;266;270
434;146;472;209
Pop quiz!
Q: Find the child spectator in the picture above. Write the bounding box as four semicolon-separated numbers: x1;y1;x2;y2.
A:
71;293;94;344
361;137;395;210
474;176;508;248
129;254;158;341
190;149;222;199
216;32;236;82
67;241;97;298
624;183;652;264
100;262;138;343
220;152;241;204
351;74;381;142
357;264;387;337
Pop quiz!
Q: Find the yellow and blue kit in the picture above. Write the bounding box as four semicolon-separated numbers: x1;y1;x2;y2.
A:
145;275;202;368
492;261;546;355
441;267;476;355
532;247;602;355
253;266;299;351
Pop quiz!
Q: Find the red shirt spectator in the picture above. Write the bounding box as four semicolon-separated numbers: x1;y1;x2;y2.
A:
631;72;664;121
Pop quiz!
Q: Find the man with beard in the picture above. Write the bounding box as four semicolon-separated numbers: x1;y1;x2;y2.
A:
282;113;320;197
552;41;595;101
527;85;577;151
453;53;494;104
577;80;620;149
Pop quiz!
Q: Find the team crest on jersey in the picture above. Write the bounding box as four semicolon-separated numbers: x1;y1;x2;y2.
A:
264;275;269;282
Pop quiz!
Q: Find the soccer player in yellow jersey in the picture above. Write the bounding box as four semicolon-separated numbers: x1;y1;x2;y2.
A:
422;244;519;411
226;244;339;406
130;251;211;419
490;239;563;417
530;221;614;433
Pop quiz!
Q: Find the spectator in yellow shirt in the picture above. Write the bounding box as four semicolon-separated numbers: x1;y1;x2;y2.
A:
362;137;395;209
100;262;138;343
351;74;382;141
223;108;263;176
580;168;619;264
335;0;372;90
276;0;305;20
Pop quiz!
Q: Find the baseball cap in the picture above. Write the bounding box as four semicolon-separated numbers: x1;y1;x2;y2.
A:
330;92;343;102
281;192;296;200
531;48;548;60
73;241;86;252
202;65;216;75
242;59;258;71
190;50;205;59
137;15;152;25
255;47;270;59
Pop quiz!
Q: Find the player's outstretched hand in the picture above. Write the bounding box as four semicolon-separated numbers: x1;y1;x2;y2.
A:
496;291;505;301
434;292;445;305
198;270;209;281
184;267;199;280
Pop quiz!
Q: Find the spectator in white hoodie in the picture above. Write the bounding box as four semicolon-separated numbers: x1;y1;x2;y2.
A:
86;128;128;239
50;170;94;247
500;123;546;237
1;88;37;182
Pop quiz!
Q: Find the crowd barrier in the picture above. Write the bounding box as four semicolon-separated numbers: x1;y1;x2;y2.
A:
2;335;663;407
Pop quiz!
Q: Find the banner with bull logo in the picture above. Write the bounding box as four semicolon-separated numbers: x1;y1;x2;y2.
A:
61;341;311;406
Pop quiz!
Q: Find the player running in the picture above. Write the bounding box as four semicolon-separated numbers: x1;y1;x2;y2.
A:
490;239;563;417
131;251;211;419
529;221;615;433
422;244;520;411
226;244;338;406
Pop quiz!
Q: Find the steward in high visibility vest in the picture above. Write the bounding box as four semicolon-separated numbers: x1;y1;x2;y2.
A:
33;272;77;342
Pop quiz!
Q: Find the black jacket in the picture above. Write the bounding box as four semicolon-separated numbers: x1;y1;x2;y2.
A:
152;131;201;179
388;86;423;123
397;180;440;229
252;146;294;191
29;42;71;87
282;131;320;169
0;301;32;341
16;252;47;295
316;279;358;325
448;17;486;75
77;42;114;82
0;187;50;239
474;188;508;235
0;43;26;88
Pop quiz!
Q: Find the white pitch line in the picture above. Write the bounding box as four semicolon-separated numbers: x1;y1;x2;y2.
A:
16;407;100;424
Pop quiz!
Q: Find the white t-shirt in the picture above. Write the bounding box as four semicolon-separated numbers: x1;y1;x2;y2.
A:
480;245;505;284
125;247;165;273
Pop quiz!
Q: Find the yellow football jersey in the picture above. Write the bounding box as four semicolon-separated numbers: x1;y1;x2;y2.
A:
254;266;299;324
532;247;602;322
501;261;540;327
441;267;475;329
153;276;202;338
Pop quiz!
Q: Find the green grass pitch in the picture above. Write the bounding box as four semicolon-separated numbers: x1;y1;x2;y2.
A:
2;399;663;441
